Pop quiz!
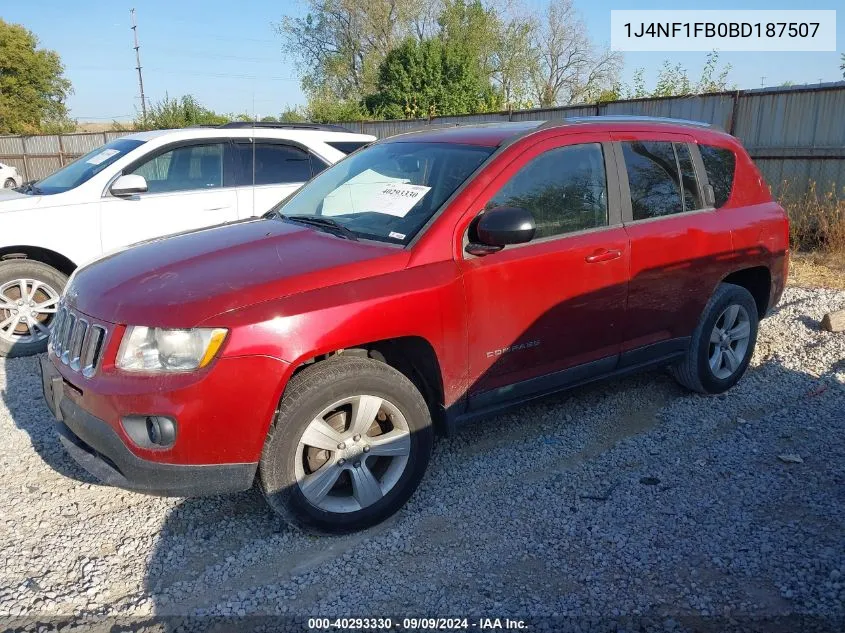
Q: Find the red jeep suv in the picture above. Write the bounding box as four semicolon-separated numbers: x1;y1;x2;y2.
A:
40;117;789;534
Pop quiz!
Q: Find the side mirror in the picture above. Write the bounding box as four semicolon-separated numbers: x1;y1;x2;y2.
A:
466;206;536;256
110;174;148;197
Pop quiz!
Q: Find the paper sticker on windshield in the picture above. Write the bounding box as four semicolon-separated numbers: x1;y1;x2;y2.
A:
388;231;406;240
86;148;120;165
368;183;431;217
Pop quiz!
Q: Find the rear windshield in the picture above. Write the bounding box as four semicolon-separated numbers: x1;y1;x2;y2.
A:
326;141;371;154
699;145;736;208
34;138;145;195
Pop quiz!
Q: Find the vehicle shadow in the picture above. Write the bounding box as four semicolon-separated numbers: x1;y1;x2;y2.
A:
135;359;844;629
1;354;97;483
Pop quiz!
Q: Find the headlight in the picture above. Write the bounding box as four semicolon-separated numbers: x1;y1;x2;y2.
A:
116;326;228;372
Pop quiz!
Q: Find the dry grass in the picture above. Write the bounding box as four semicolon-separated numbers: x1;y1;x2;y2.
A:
788;252;845;289
777;182;845;289
779;182;845;256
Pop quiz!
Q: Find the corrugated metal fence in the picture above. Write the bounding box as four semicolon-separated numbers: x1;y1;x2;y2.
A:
1;82;843;196
345;82;845;198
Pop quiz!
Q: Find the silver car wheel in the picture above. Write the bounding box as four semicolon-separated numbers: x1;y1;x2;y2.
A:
708;304;751;379
0;278;61;344
295;394;411;513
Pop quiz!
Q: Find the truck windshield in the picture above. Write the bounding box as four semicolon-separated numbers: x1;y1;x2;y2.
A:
270;142;494;244
32;138;145;195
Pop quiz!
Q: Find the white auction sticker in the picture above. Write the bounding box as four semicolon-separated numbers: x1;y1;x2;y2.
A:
610;10;836;51
367;183;431;218
86;148;121;165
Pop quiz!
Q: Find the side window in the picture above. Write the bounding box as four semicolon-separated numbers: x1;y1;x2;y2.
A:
232;143;313;186
487;143;608;239
130;143;224;193
676;144;703;211
699;145;736;208
621;141;683;220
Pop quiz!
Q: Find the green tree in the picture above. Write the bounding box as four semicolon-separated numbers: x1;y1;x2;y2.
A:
307;88;368;122
0;19;73;134
697;51;732;93
136;94;227;130
365;35;500;119
276;0;430;103
626;51;732;99
279;106;307;123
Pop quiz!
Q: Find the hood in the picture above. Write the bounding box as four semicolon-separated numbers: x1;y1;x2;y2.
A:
68;219;407;326
0;189;42;211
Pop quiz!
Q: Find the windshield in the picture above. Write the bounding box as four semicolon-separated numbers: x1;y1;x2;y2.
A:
273;141;494;244
33;138;145;195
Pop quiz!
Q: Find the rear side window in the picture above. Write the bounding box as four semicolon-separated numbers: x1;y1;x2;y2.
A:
622;141;683;220
676;144;703;211
699;145;736;208
326;141;370;154
231;143;314;186
487;143;608;239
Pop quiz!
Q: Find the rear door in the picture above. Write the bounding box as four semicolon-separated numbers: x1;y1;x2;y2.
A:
457;133;630;408
100;141;238;250
230;140;327;218
613;132;733;364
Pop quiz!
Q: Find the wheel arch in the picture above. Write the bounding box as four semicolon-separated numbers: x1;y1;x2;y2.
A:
287;335;447;434
721;266;772;318
0;245;78;277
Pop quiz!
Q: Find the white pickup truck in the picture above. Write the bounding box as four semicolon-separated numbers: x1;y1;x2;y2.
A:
0;122;374;357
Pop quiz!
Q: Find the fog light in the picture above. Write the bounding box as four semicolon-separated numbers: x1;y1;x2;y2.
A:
122;415;177;449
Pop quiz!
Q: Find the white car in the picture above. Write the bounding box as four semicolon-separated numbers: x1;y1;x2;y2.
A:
0;162;23;189
0;122;374;357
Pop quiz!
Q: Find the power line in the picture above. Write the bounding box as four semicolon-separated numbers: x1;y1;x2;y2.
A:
73;65;300;82
130;8;147;125
154;49;283;63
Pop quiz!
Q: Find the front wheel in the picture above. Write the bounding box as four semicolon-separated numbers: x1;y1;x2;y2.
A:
0;260;67;357
671;283;759;394
3;178;16;189
259;356;433;534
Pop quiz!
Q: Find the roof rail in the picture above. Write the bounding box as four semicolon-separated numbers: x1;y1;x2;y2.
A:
564;115;718;129
216;121;351;132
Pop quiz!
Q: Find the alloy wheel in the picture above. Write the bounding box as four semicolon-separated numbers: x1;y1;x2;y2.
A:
708;304;751;379
0;278;61;344
295;394;412;513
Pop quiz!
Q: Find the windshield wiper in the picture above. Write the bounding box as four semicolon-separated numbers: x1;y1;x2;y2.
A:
18;181;43;195
284;214;359;241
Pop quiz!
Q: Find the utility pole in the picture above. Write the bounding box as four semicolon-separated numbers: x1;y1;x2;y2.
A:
760;76;766;88
131;8;147;126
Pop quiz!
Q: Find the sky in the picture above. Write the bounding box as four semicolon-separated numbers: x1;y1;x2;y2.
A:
2;0;843;122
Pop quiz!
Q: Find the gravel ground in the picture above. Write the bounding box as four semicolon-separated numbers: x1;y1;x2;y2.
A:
0;287;843;631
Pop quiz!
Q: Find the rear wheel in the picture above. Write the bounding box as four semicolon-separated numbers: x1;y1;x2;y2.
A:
259;356;433;534
3;178;15;189
671;283;759;394
0;260;67;357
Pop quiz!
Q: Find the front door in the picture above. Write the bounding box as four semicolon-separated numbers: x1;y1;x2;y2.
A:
457;134;630;409
100;141;238;251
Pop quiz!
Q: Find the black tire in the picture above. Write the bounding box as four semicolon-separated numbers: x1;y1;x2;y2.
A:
3;179;15;189
671;283;759;394
259;355;433;535
0;260;68;358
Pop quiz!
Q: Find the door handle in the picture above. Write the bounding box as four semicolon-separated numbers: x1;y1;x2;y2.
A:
204;206;230;212
585;248;622;263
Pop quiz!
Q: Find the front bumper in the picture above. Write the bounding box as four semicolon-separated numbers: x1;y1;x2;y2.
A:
40;354;260;497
